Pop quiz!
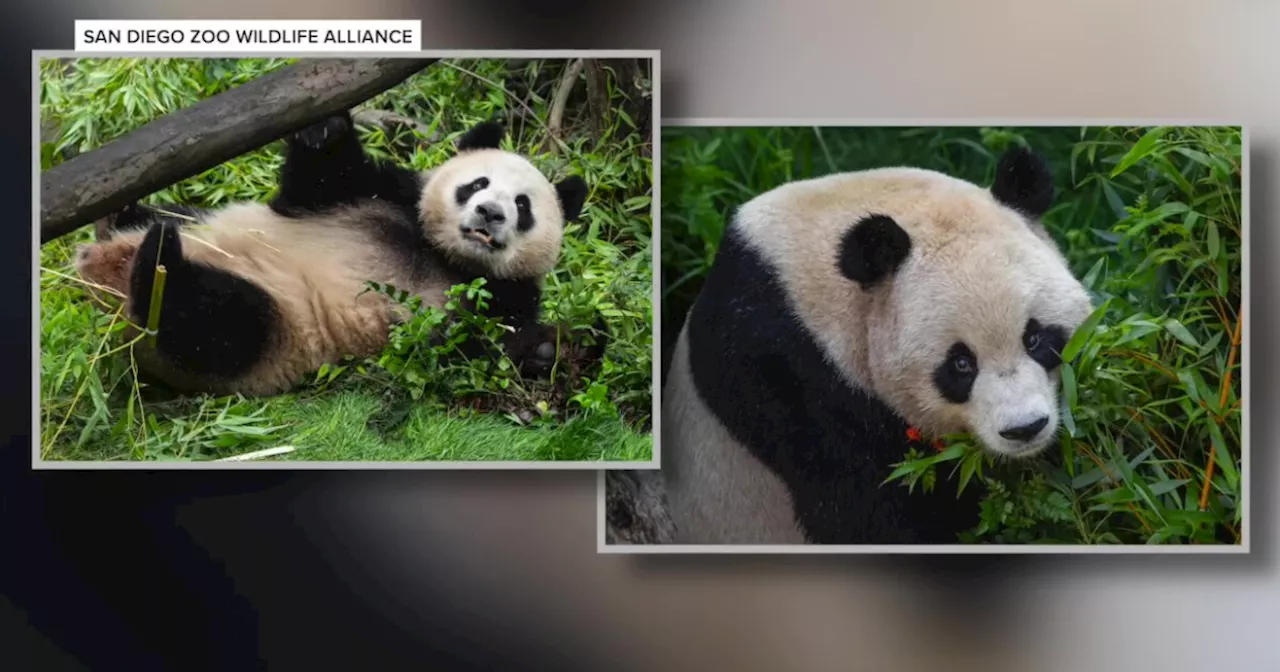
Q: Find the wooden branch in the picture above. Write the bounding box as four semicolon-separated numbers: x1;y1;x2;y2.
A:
545;58;585;156
40;58;438;244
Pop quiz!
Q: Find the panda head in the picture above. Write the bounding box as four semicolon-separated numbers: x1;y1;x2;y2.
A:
738;147;1093;459
418;120;588;279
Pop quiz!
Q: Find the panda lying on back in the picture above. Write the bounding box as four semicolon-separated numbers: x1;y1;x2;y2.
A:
75;112;597;397
661;147;1094;544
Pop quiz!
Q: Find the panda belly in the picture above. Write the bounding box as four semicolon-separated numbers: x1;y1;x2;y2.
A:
75;202;440;397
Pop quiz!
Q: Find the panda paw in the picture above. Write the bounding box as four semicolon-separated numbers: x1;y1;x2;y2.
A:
100;202;205;242
524;340;559;378
509;315;612;381
95;202;142;241
508;323;559;379
291;112;353;151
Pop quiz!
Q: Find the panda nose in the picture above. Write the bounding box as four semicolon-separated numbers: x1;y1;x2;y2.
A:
999;416;1049;442
475;202;505;224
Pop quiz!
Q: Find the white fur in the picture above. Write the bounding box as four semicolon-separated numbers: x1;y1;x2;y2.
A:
419;148;565;279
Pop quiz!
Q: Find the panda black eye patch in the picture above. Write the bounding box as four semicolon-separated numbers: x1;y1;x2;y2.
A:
514;194;535;232
454;177;490;205
1024;318;1068;371
933;342;978;404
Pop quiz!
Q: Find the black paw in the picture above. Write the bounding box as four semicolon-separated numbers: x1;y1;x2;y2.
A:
522;339;559;378
509;316;611;381
96;203;139;241
292;112;353;151
509;323;559;379
99;202;206;242
97;202;153;241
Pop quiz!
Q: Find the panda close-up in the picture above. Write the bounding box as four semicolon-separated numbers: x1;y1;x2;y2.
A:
73;111;598;398
660;147;1095;545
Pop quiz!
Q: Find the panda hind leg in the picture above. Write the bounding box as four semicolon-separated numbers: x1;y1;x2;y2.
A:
95;201;205;242
129;221;280;387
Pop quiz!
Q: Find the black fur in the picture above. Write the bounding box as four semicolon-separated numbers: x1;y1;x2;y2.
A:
933;342;979;405
454;177;490;207
269;111;422;221
461;187;483;210
838;214;912;289
554;175;588;222
96;202;207;241
129;222;279;381
515;195;535;232
991;147;1054;218
686;222;982;544
1025;318;1069;371
456;120;506;152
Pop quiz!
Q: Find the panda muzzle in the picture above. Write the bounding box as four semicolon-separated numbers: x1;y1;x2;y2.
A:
460;224;508;251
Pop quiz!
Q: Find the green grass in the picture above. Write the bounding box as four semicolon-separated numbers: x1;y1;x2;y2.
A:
39;57;654;463
661;125;1243;545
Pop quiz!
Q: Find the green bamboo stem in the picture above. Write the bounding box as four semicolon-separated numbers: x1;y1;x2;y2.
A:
146;264;167;347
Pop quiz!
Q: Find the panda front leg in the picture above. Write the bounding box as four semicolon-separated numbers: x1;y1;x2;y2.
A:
269;110;421;218
461;279;612;380
503;314;611;381
127;221;282;394
270;111;366;216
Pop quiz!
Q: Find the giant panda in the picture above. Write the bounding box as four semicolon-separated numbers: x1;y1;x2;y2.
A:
73;112;599;397
659;147;1094;545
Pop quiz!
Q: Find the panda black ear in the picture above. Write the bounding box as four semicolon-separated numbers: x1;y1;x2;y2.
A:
555;175;588;222
838;214;912;289
456;120;506;151
991;146;1053;218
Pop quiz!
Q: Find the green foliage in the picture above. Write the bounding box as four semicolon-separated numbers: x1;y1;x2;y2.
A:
365;278;523;402
661;126;1243;545
40;57;653;462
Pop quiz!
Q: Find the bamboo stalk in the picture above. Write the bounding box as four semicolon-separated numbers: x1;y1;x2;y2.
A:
145;265;168;347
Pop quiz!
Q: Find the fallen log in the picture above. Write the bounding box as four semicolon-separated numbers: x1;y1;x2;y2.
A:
40;57;438;244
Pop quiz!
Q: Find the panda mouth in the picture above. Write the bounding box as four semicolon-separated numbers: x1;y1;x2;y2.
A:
460;226;506;251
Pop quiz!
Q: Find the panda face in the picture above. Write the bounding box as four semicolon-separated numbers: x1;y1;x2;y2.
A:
869;226;1092;458
420;148;567;278
732;148;1093;459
